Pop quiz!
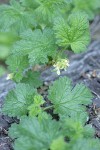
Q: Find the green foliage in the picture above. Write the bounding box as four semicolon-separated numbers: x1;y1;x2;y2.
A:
71;138;100;150
8;114;100;150
54;12;90;53
11;28;57;65
48;77;92;117
52;138;100;150
50;136;67;150
1;0;100;149
20;0;39;9
9;116;63;150
0;0;34;33
21;71;43;88
2;83;37;117
28;94;46;119
0;46;9;60
0;32;18;60
0;32;18;46
0;0;95;81
6;55;29;82
21;0;71;25
62;113;95;140
73;0;100;20
2;76;100;149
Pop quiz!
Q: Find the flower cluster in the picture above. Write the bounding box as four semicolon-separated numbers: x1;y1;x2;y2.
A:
53;59;69;75
6;73;14;80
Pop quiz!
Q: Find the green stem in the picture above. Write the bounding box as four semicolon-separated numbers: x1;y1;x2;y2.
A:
54;47;66;62
43;105;54;111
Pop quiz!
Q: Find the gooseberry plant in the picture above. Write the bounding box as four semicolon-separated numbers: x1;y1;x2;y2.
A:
1;0;100;150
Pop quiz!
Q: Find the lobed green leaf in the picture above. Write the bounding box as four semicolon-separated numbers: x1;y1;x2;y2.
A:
48;77;92;117
2;83;37;117
9;116;63;150
11;29;57;65
54;12;90;53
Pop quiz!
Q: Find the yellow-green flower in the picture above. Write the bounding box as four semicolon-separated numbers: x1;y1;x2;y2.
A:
53;59;69;75
6;73;14;80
